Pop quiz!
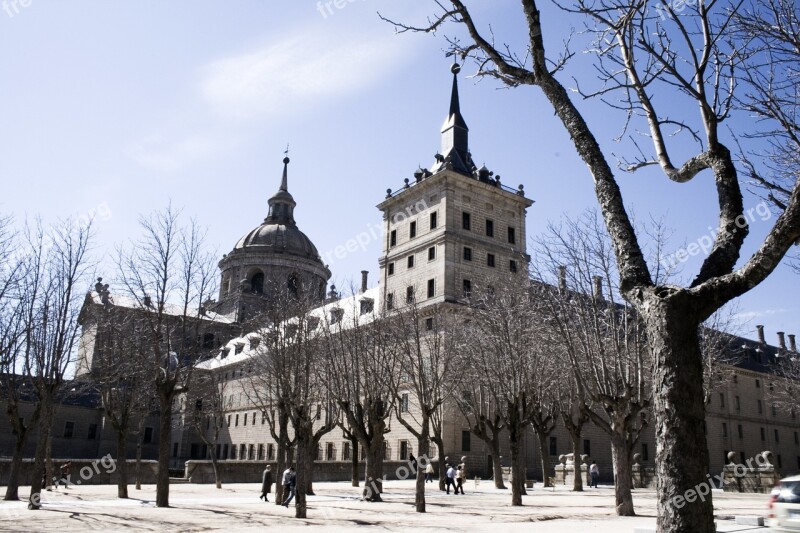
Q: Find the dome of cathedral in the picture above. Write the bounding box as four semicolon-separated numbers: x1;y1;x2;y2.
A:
234;220;323;262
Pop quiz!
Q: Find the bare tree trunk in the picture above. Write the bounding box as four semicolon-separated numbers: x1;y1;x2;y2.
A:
646;307;714;532
210;452;221;489
350;434;359;487
570;429;583;492
45;430;53;492
431;436;446;491
294;438;312;519
363;442;384;502
5;436;26;500
611;431;634;516
414;423;429;512
155;394;172;508
135;431;143;490
491;453;505;489
508;416;526;506
535;432;551;488
116;430;129;498
275;439;287;505
28;404;53;510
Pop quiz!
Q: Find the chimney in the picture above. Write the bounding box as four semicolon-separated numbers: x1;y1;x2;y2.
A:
558;266;567;292
789;334;797;352
756;325;765;344
593;276;604;301
360;270;368;293
777;332;787;350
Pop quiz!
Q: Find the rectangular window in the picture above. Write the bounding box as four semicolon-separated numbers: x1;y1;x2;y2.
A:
425;317;434;331
487;253;495;268
400;393;409;413
230;446;237;459
388;262;395;276
735;396;740;411
428;247;436;261
240;444;246;460
758;400;763;414
63;421;74;439
88;424;98;440
485;219;494;237
508;227;516;244
243;413;247;426
407;255;415;269
463;247;472;261
258;444;265;461
144;427;153;444
462;212;471;231
326;443;335;461
343;442;351;461
400;440;410;460
509;260;517;273
427;279;435;298
360;299;374;315
235;414;239;427
756;379;761;388
222;444;228;459
172;442;179;458
463;279;472;297
430;212;437;229
406;286;415;303
262;411;267;424
316;404;322;420
249;444;255;460
461;431;471;452
761;427;766;441
722;423;727;437
549;437;557;456
268;443;275;460
583;439;591;457
738;424;743;438
642;443;649;461
410;221;417;239
773;404;777;417
387;293;394;310
778;454;783;468
720;393;725;408
390;230;397;247
775;429;780;442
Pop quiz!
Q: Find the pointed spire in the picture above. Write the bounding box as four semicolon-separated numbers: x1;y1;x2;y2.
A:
266;154;297;226
441;62;472;175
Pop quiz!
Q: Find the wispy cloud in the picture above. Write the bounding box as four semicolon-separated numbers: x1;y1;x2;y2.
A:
734;308;789;322
199;27;414;120
126;133;238;173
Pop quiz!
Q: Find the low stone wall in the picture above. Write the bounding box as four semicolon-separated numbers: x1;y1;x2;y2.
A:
0;458;159;486
184;459;428;484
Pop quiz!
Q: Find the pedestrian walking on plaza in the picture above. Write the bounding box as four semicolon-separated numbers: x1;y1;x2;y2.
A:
260;465;273;502
590;462;599;488
56;462;72;488
281;466;296;507
455;464;465;494
445;464;457;494
425;462;434;483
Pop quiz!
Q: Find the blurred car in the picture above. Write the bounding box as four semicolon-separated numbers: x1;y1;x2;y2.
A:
769;475;800;531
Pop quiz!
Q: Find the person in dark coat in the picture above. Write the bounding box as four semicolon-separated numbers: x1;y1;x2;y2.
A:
260;465;273;501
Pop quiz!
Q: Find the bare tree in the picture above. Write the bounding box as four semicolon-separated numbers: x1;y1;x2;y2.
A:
20;219;94;510
88;283;155;498
381;2;800;529
460;281;549;506
188;370;228;489
532;213;651;515
391;298;458;512
453;379;506;489
319;289;400;501
116;205;217;508
0;214;35;502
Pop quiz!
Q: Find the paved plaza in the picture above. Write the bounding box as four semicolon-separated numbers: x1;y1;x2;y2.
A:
0;480;773;532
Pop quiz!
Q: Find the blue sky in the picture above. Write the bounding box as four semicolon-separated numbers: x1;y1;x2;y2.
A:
0;0;795;343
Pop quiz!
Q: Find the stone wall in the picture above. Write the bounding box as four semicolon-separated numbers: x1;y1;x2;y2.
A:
0;458;159;486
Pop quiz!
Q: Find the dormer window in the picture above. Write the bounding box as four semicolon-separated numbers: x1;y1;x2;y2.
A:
360;298;374;315
235;343;244;355
330;308;344;324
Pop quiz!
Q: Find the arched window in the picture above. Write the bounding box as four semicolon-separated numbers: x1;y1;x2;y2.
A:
250;272;264;295
287;273;299;299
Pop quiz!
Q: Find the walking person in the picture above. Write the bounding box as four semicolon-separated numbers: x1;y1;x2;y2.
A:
281;466;296;507
56;462;71;488
425;462;434;483
455;464;465;494
590;461;599;488
260;465;273;502
445;464;457;494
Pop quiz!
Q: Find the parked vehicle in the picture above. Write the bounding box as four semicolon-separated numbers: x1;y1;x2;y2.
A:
769;475;800;531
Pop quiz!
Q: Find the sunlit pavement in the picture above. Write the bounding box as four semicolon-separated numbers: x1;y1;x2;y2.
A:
0;480;771;532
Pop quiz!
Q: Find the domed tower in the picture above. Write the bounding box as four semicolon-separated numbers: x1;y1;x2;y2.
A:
216;157;331;322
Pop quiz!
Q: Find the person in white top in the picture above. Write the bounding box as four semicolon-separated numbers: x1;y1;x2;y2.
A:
445;464;457;494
